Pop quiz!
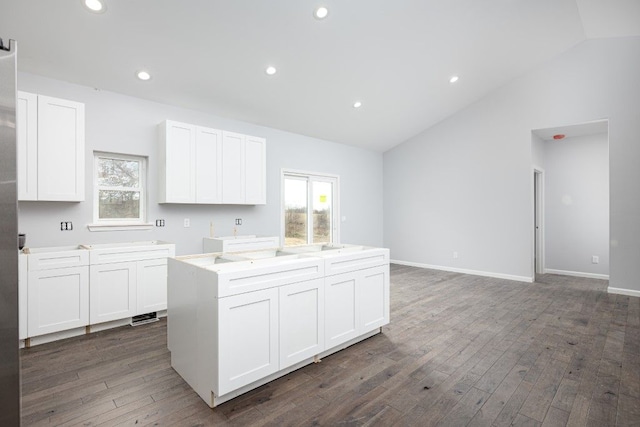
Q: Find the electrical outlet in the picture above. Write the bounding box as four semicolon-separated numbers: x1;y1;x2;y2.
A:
155;219;165;227
592;255;599;264
235;218;242;226
453;251;458;259
183;218;190;228
60;221;73;231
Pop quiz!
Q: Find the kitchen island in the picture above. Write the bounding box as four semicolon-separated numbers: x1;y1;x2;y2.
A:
167;243;390;407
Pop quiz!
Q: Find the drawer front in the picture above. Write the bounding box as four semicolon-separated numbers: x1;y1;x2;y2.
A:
218;258;324;297
28;250;89;271
89;245;175;264
323;248;389;276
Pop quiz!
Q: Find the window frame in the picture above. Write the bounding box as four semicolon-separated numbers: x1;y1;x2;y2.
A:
280;169;340;247
90;152;149;230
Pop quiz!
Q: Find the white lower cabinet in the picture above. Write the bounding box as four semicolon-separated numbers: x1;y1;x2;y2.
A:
137;259;169;314
218;287;279;396
325;265;390;349
90;262;137;324
279;278;324;369
359;266;389;332
87;242;175;325
28;266;89;337
21;241;174;344
325;272;359;349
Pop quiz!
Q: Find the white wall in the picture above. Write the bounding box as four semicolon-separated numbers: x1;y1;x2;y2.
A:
384;37;640;294
17;73;383;255
531;133;545;169
543;133;609;277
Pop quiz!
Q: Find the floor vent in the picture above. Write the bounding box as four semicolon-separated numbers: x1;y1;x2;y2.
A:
131;312;159;326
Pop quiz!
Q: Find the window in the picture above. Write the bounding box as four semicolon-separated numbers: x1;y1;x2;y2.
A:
93;152;147;227
282;170;339;246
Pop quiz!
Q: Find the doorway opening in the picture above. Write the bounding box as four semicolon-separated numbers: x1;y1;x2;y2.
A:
531;120;609;282
533;168;544;278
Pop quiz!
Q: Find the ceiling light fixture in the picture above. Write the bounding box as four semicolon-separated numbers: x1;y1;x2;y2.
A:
353;101;362;109
314;6;329;19
136;70;151;81
449;75;459;84
83;0;106;13
265;66;277;76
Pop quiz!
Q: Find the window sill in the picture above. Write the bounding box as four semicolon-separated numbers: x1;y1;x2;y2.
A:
87;223;154;232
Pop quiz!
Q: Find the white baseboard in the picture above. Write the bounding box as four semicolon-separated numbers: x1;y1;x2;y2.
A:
391;259;532;283
608;287;640;298
544;268;609;280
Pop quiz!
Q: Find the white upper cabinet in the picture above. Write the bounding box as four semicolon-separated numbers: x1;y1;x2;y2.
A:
195;127;223;203
244;135;266;204
160;120;265;205
158;120;196;203
17;92;85;202
221;131;246;204
17;92;38;201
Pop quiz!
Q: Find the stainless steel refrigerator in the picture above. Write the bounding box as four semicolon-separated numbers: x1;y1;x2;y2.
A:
0;37;20;426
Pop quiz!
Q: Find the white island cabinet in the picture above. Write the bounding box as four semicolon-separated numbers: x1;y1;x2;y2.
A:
168;244;389;407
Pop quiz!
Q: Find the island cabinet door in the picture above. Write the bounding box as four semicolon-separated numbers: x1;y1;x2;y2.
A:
324;271;360;350
89;262;137;324
279;278;324;369
218;287;279;396
358;265;390;333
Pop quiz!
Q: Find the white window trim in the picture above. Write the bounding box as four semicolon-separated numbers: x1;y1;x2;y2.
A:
280;168;340;246
89;152;151;231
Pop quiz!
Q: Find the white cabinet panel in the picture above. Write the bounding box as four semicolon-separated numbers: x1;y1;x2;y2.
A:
195;127;223;203
324;272;359;349
137;259;168;314
28;266;89;337
359;266;389;332
244;136;266;204
17;92;85;202
17;91;38;201
221;131;245;204
19;254;28;340
279;278;324;369
159;120;195;203
90;262;137;324
37;95;85;201
218;288;279;395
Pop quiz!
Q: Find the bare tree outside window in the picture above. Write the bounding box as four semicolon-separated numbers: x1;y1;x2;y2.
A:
94;153;146;223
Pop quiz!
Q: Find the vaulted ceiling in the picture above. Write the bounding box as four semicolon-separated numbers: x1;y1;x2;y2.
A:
1;0;638;151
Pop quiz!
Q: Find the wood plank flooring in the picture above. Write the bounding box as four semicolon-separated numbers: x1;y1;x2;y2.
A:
20;265;640;426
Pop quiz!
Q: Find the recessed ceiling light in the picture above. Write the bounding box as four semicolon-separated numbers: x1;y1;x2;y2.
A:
83;0;106;13
353;101;362;109
314;6;329;19
449;75;459;84
265;66;277;76
136;70;151;81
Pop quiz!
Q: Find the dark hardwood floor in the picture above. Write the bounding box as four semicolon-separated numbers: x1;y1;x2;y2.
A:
20;265;640;426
